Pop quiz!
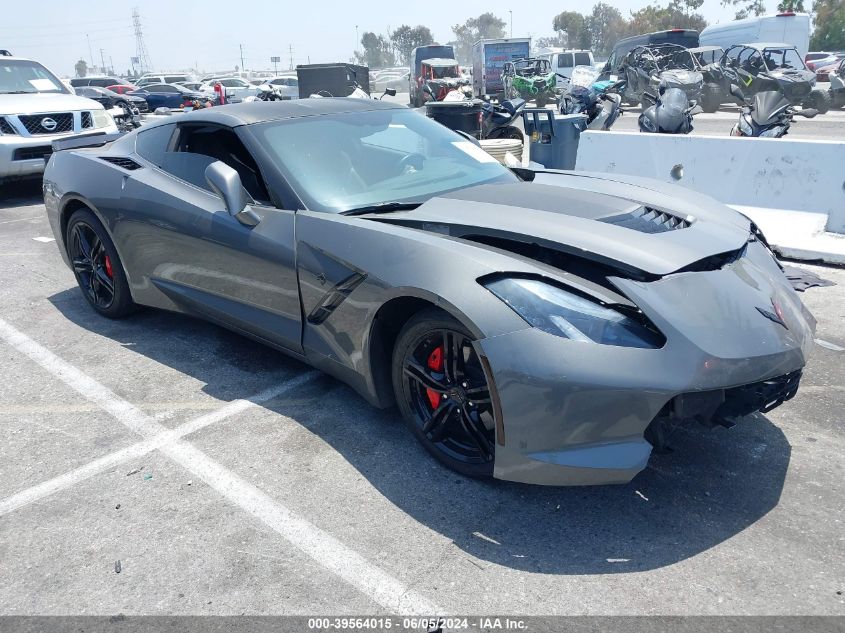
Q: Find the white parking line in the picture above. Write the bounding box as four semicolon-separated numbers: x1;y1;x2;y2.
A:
0;375;316;517
0;316;439;614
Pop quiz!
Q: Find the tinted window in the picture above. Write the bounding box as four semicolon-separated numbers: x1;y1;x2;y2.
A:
149;84;179;93
135;123;175;167
558;53;574;68
574;52;592;66
164;75;188;84
70;78;88;87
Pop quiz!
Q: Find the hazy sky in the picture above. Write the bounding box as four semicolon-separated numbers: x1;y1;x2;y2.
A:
2;0;778;76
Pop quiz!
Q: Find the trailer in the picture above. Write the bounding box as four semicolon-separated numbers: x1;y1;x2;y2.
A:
472;38;531;101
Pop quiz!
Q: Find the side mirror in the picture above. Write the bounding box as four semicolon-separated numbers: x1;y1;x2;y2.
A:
204;161;260;226
385;88;397;97
729;84;744;100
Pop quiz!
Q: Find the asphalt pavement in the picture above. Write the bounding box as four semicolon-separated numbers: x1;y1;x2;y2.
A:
0;170;843;617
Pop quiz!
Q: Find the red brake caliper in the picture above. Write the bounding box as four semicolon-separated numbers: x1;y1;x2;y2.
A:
103;255;113;279
425;345;444;409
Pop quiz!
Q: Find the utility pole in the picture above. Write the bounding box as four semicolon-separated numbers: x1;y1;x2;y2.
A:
109;55;114;75
355;25;359;55
239;44;245;72
289;45;294;70
509;10;513;38
86;35;94;68
132;8;152;74
100;48;106;74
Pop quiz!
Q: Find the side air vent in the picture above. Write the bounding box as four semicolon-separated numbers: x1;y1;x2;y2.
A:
0;116;16;135
599;207;691;234
100;156;142;171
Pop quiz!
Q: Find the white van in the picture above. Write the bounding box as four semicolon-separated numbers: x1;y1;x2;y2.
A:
540;50;595;86
700;12;811;58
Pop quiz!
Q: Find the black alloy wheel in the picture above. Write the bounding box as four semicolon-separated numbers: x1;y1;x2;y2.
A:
66;209;135;318
393;310;496;477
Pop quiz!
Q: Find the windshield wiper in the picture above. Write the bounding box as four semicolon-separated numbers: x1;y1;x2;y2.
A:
340;202;422;216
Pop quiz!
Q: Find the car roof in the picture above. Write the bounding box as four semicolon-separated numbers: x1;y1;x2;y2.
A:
172;97;405;127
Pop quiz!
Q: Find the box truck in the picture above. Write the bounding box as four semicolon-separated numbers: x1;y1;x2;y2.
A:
472;38;531;100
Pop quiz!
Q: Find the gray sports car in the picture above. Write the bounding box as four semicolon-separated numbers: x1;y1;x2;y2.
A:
43;99;815;486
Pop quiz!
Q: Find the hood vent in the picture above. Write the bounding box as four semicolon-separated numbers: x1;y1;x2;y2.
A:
599;207;691;234
100;156;142;171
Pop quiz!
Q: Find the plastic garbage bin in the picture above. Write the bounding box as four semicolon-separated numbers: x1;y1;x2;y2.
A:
521;109;587;170
425;99;484;138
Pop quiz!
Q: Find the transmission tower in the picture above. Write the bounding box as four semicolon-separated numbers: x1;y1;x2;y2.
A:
132;8;153;74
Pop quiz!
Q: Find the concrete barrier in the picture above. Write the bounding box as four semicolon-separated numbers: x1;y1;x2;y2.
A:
575;131;845;263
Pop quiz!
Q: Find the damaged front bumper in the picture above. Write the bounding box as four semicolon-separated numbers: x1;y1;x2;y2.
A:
475;241;815;486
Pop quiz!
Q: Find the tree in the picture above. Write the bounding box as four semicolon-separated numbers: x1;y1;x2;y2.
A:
811;0;845;49
74;59;87;78
355;32;396;68
779;0;806;10
552;11;591;49
451;12;507;62
390;25;434;65
586;3;629;57
720;0;767;20
628;1;708;33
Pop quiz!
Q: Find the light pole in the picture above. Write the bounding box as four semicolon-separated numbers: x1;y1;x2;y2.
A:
509;11;513;38
355;25;359;56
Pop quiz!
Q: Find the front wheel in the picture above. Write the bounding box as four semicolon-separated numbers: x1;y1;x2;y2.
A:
806;90;831;114
66;208;136;319
535;95;547;108
392;309;496;478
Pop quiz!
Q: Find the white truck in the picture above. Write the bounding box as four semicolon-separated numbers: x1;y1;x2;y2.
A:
472;38;531;100
538;49;596;87
1;52;118;184
700;12;811;58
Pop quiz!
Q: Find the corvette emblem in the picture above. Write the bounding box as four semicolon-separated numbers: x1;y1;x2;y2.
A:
40;117;58;131
757;299;788;329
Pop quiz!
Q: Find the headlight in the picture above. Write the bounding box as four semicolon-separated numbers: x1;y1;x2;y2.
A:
759;127;783;138
639;113;657;132
484;277;665;349
92;109;115;129
738;114;753;136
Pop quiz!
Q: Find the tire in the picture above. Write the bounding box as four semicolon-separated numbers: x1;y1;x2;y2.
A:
535;95;547;108
487;125;524;142
392;309;495;478
701;83;722;113
807;89;831;114
66;208;136;319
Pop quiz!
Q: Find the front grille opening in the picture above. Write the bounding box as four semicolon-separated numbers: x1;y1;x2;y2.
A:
599;206;692;233
81;112;93;129
18;112;74;135
100;156;142;171
12;146;51;161
0;116;16;134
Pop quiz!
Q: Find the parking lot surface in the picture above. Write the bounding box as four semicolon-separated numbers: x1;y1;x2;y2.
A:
0;179;843;615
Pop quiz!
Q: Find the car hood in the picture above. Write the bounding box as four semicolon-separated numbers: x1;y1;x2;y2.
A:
366;173;751;278
0;92;105;115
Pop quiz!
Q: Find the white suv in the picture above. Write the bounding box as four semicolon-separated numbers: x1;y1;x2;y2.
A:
0;54;118;183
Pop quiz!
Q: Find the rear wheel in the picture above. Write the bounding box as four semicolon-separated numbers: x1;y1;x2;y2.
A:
700;83;722;113
806;89;831;114
535;94;547;108
392;310;496;478
66;208;136;319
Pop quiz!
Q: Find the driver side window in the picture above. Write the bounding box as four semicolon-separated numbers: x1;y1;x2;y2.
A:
158;124;271;204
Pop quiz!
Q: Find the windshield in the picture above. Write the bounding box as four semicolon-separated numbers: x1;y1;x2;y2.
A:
0;59;69;95
570;65;600;88
250;108;516;213
764;48;806;71
428;65;458;79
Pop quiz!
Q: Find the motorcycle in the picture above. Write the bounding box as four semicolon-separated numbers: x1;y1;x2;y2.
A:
560;66;625;131
728;84;818;138
480;98;526;141
638;84;702;134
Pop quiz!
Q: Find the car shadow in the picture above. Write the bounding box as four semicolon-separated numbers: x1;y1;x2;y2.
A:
49;288;790;575
0;179;43;208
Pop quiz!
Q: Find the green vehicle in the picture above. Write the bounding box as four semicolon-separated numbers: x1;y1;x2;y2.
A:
502;58;558;107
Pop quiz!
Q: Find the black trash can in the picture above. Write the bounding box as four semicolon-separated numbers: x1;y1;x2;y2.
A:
521;109;587;170
425;99;484;138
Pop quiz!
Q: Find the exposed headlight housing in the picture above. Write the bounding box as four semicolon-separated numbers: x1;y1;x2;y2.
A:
738;114;754;136
91;109;115;129
484;276;665;349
